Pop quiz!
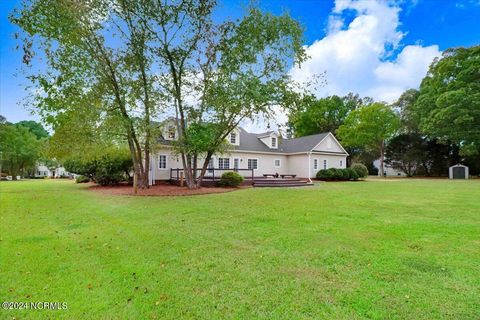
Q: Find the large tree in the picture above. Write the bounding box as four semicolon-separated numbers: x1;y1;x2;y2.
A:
145;4;306;188
414;45;480;153
385;133;426;177
288;93;369;138
12;0;160;192
337;102;400;177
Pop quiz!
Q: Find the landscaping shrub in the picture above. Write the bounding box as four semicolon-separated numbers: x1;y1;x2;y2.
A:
351;163;368;178
316;169;334;180
65;148;132;186
345;168;359;181
328;168;342;179
316;168;360;181
219;172;244;187
76;175;90;183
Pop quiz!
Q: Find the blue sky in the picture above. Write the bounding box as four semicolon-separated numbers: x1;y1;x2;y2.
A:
1;0;479;125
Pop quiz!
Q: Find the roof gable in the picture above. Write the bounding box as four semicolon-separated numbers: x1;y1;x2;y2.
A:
311;133;348;154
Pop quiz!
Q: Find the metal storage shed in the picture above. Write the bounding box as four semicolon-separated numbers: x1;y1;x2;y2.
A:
449;164;469;179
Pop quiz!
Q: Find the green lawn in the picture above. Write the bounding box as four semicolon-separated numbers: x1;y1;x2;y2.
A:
1;179;479;319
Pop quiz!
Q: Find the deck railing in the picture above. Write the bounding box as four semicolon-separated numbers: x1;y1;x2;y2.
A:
170;168;255;185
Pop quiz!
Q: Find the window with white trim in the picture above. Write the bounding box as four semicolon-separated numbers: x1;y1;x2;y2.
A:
340;160;343;167
230;132;237;144
274;159;281;167
323;159;327;170
271;137;277;148
247;159;258;170
218;158;230;169
233;158;240;170
167;126;176;139
314;159;318;170
158;155;167;169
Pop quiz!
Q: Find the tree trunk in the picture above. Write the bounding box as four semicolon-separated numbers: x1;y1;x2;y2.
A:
380;140;385;177
180;152;196;189
195;152;214;188
133;171;138;194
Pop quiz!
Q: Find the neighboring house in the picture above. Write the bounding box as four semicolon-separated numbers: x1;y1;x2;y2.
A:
35;164;51;177
35;163;73;178
149;122;348;184
373;159;407;177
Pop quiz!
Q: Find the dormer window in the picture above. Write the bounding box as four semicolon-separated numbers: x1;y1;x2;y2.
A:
230;132;237;144
168;126;176;139
271;137;277;148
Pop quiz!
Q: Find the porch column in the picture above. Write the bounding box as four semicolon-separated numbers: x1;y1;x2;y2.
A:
149;154;155;186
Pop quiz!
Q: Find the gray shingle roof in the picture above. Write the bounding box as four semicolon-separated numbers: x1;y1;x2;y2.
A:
158;126;346;155
233;128;343;154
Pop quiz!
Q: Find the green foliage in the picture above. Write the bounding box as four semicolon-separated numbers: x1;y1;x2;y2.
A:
289;93;370;137
75;175;90;183
345;168;359;181
16;120;49;139
351;163;368;178
414;46;480;152
64;148;132;186
0;122;43;178
338;102;400;177
316;168;333;180
316;168;359;181
219;172;244;187
391;89;420;133
337;102;400;150
385;134;461;177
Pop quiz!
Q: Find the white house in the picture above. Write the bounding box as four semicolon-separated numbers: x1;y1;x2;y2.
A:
373;159;407;177
35;163;72;178
149;123;348;185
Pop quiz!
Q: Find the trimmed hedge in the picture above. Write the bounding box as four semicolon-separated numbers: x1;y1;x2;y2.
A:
219;172;244;187
351;163;368;178
316;168;359;181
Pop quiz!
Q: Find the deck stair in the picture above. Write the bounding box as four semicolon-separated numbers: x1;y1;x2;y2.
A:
253;178;313;187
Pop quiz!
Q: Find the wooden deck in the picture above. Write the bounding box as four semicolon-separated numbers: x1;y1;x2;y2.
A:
168;168;313;187
252;177;313;187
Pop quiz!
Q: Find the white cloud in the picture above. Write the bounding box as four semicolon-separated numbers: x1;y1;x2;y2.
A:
290;0;441;104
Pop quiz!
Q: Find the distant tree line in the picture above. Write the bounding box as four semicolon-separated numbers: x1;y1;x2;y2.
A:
288;45;480;176
0;118;49;179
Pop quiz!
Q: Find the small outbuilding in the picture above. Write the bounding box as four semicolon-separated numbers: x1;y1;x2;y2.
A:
449;164;469;179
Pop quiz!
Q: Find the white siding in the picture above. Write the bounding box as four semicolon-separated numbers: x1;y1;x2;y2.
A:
153;148;290;180
286;155;310;178
310;153;347;178
154;149;348;180
313;134;345;153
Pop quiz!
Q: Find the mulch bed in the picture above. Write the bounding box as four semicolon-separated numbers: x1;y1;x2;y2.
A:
87;182;247;196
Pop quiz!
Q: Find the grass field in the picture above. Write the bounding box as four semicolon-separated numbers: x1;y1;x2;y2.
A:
1;179;479;319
